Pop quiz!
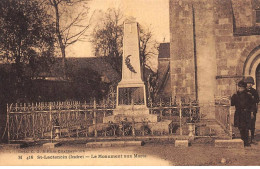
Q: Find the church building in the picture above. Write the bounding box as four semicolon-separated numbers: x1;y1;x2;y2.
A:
169;0;260;117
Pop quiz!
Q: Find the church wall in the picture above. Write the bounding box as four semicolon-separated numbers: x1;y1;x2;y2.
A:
169;0;196;100
213;0;260;96
169;0;260;104
193;0;217;109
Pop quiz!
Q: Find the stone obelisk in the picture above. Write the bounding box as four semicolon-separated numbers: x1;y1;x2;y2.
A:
120;18;144;85
115;17;149;115
103;17;157;123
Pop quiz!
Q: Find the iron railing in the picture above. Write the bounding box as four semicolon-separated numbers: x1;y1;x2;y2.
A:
215;96;232;139
6;95;234;143
6;98;206;143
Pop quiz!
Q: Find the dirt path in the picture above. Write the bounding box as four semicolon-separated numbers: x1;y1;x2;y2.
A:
1;110;260;166
1;138;260;166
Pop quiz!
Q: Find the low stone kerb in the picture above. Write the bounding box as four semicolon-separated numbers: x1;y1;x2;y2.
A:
214;139;244;148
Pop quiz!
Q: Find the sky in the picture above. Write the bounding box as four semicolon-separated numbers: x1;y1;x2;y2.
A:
67;0;170;58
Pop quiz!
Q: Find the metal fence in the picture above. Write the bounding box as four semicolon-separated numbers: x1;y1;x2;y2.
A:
7;100;112;142
6;98;203;142
148;98;201;136
6;96;233;143
215;96;232;139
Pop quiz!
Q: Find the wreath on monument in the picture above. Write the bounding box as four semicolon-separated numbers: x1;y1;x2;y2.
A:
125;55;137;73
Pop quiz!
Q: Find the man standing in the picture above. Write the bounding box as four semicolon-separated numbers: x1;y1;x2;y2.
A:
231;80;253;147
244;76;259;144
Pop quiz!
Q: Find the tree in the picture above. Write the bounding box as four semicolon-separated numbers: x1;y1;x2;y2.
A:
91;8;159;101
66;66;109;101
91;8;159;75
92;8;123;74
47;0;91;78
0;0;56;98
139;27;159;76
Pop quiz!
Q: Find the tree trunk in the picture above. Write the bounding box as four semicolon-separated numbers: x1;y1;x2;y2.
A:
52;0;66;79
14;53;23;99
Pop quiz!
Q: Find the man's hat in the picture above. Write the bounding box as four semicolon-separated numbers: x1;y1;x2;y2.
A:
244;76;255;85
238;80;247;88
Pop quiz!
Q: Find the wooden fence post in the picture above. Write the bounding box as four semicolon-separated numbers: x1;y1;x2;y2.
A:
103;99;106;117
93;98;97;137
229;103;233;140
85;111;88;138
170;97;173;117
159;98;163;119
50;103;53;143
179;99;182;136
32;103;35;140
189;101;192;120
7;104;10;144
132;117;135;137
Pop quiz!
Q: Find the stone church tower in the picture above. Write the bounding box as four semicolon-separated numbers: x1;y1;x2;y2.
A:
169;0;260;118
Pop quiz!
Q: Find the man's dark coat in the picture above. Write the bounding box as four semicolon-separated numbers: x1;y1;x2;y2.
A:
231;90;253;129
247;87;259;113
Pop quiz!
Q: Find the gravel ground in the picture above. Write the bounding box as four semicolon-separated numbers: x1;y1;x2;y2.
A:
1;111;260;166
1;135;260;166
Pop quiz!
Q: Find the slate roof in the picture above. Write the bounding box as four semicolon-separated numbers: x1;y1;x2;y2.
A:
158;43;170;59
156;43;171;97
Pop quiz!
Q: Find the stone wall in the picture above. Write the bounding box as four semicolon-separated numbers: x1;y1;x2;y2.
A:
169;0;260;102
193;0;217;107
169;0;196;100
231;0;254;28
213;0;260;96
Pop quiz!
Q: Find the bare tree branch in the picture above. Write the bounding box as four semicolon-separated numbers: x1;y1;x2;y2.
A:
47;0;90;78
91;8;158;77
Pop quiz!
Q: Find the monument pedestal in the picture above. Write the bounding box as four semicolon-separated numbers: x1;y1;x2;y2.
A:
114;105;149;116
104;104;158;123
103;114;158;123
99;18;172;135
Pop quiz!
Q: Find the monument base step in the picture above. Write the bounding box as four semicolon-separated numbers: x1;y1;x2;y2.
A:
0;143;22;149
214;139;244;148
103;114;158;123
113;106;150;116
175;140;189;147
86;141;143;148
42;142;61;149
88;119;172;136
